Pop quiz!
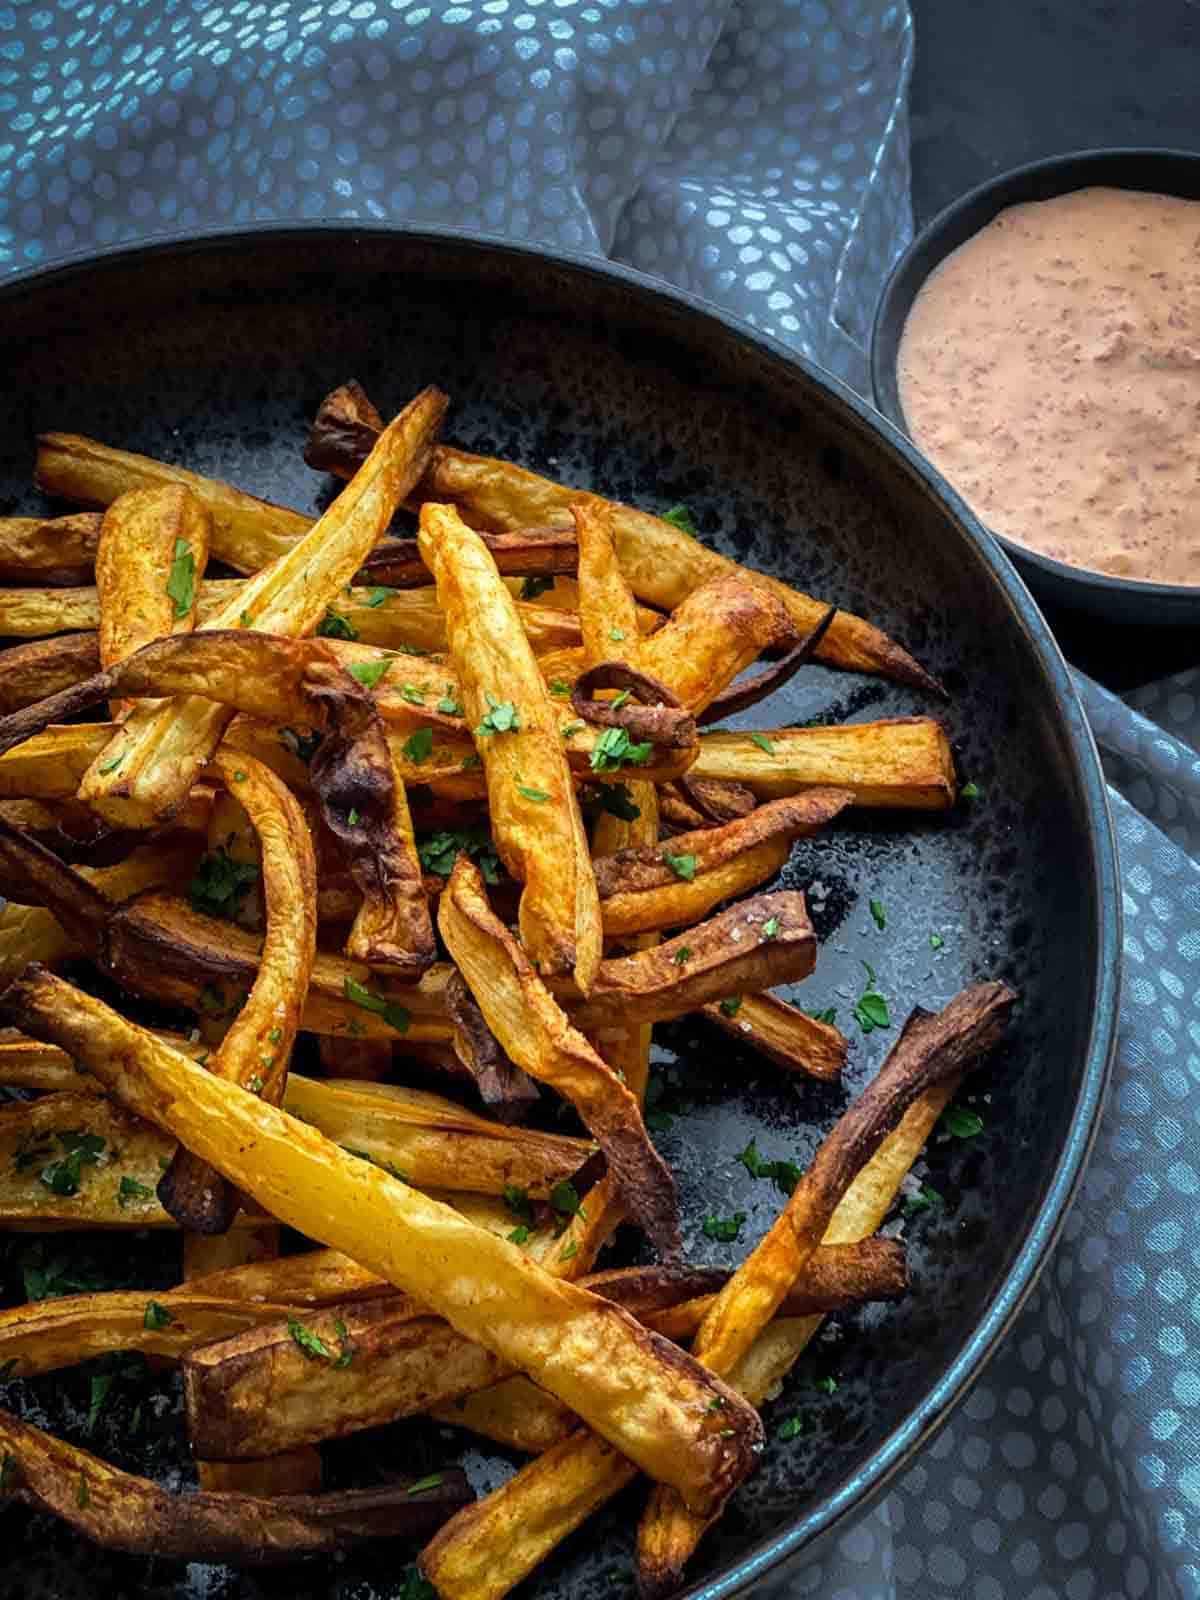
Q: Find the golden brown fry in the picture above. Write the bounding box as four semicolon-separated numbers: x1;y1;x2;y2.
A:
304;379;386;476
1;969;762;1514
439;857;680;1258
95;484;211;719
593;790;850;937
420;501;601;989
78;388;447;829
429;1376;577;1455
701;990;848;1082
0;1407;471;1562
158;751;317;1234
0;722;111;798
572;498;641;668
35;432;313;574
693;717;957;809
0;511;102;585
0;633;100;715
566;891;816;1032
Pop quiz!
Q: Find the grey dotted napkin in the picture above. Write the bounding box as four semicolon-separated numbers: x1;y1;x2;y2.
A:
8;4;1198;1600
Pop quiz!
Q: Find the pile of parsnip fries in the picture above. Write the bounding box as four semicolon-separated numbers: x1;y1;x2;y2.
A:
0;382;1015;1598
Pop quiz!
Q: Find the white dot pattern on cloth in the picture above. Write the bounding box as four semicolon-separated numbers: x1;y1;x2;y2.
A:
3;5;1195;1600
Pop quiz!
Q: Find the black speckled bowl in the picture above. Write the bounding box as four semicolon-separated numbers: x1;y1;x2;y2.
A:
0;227;1118;1600
871;146;1200;626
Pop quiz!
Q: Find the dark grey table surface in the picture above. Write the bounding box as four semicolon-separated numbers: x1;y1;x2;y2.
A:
909;0;1200;690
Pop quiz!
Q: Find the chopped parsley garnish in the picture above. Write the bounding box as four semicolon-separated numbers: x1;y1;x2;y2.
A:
502;1185;535;1227
39;1130;106;1197
941;1105;984;1139
268;1027;282;1044
347;808;360;827
437;687;462;715
611;689;632;709
97;752;125;775
233;770;246;783
247;1074;264;1094
343;1146;409;1181
280;726;323;764
814;1376;838;1394
516;783;550;803
903;1182;942;1218
803;1006;838;1025
777;1414;808;1441
21;1247;109;1302
930;932;945;951
590;726;652;773
737;1137;801;1197
703;1212;746;1243
662;504;697;534
761;915;781;942
521;574;556;601
188;845;258;922
333;1317;354;1368
144;1299;174;1331
417;829;501;883
560;720;585;738
869;898;886;931
663;850;697;881
673;946;692;966
288;1317;334;1361
560;1240;579;1261
596;782;640;821
960;781;981;801
342;977;411;1034
750;733;776;755
348;658;391;690
719;995;742;1018
549;1180;582;1222
239;610;253;628
548;679;571;697
407;1473;444;1495
401;726;434;764
364;586;396;608
117;1175;153;1208
316;607;358;641
609;626;626;642
854;961;890;1034
400;683;425;704
165;537;196;619
507;1225;532;1245
476;694;520;736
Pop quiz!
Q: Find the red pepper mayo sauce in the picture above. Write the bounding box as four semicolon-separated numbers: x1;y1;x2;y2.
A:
897;187;1200;584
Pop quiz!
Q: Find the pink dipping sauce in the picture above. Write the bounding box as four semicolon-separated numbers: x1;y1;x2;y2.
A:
897;187;1200;584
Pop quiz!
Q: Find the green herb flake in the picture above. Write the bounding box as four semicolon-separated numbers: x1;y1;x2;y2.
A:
596;782;640;821
673;946;693;966
398;1565;437;1600
39;1130;106;1197
803;1006;838;1025
663;850;697;882
609;626;626;643
97;752;125;775
854;962;891;1034
719;995;742;1018
316;608;358;641
188;845;258;923
268;1027;282;1044
399;682;425;704
417;829;501;884
560;721;585;738
165;537;196;620
750;733;776;755
117;1175;153;1208
548;1180;581;1219
342;977;411;1034
703;1211;746;1243
902;1182;942;1218
502;1185;535;1226
476;694;520;736
941;1105;984;1139
548;679;571;697
407;1473;444;1496
662;504;697;534
437;687;462;715
611;688;632;709
240;610;253;627
333;1317;354;1368
288;1317;334;1361
521;574;555;601
761;915;781;942
247;1074;264;1094
960;781;981;801
591;726;653;773
364;586;396;608
707;1396;726;1412
930;932;945;951
516;783;550;803
401;726;434;764
348;658;391;690
777;1414;808;1442
87;1372;113;1432
347;807;360;828
814;1376;838;1395
736;1138;801;1197
233;770;247;783
869;898;886;931
144;1299;174;1331
507;1224;532;1246
560;1240;579;1261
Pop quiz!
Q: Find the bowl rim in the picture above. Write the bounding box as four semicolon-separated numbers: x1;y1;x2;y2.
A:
869;144;1200;605
0;220;1122;1596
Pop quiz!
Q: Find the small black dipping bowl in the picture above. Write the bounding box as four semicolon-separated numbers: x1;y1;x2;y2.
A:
871;147;1200;627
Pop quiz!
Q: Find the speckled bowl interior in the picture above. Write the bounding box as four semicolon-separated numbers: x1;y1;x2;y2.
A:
0;228;1117;1600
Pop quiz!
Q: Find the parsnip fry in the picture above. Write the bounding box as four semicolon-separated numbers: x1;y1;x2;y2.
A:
158;751;317;1235
593;791;851;937
701;991;848;1082
78;388;446;828
693;718;957;809
0;511;101;585
573;498;642;667
0;722;111;798
0;1408;471;1562
0;968;761;1515
440;857;681;1259
95;484;211;718
419;501;601;989
0;633;100;715
36;432;313;574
